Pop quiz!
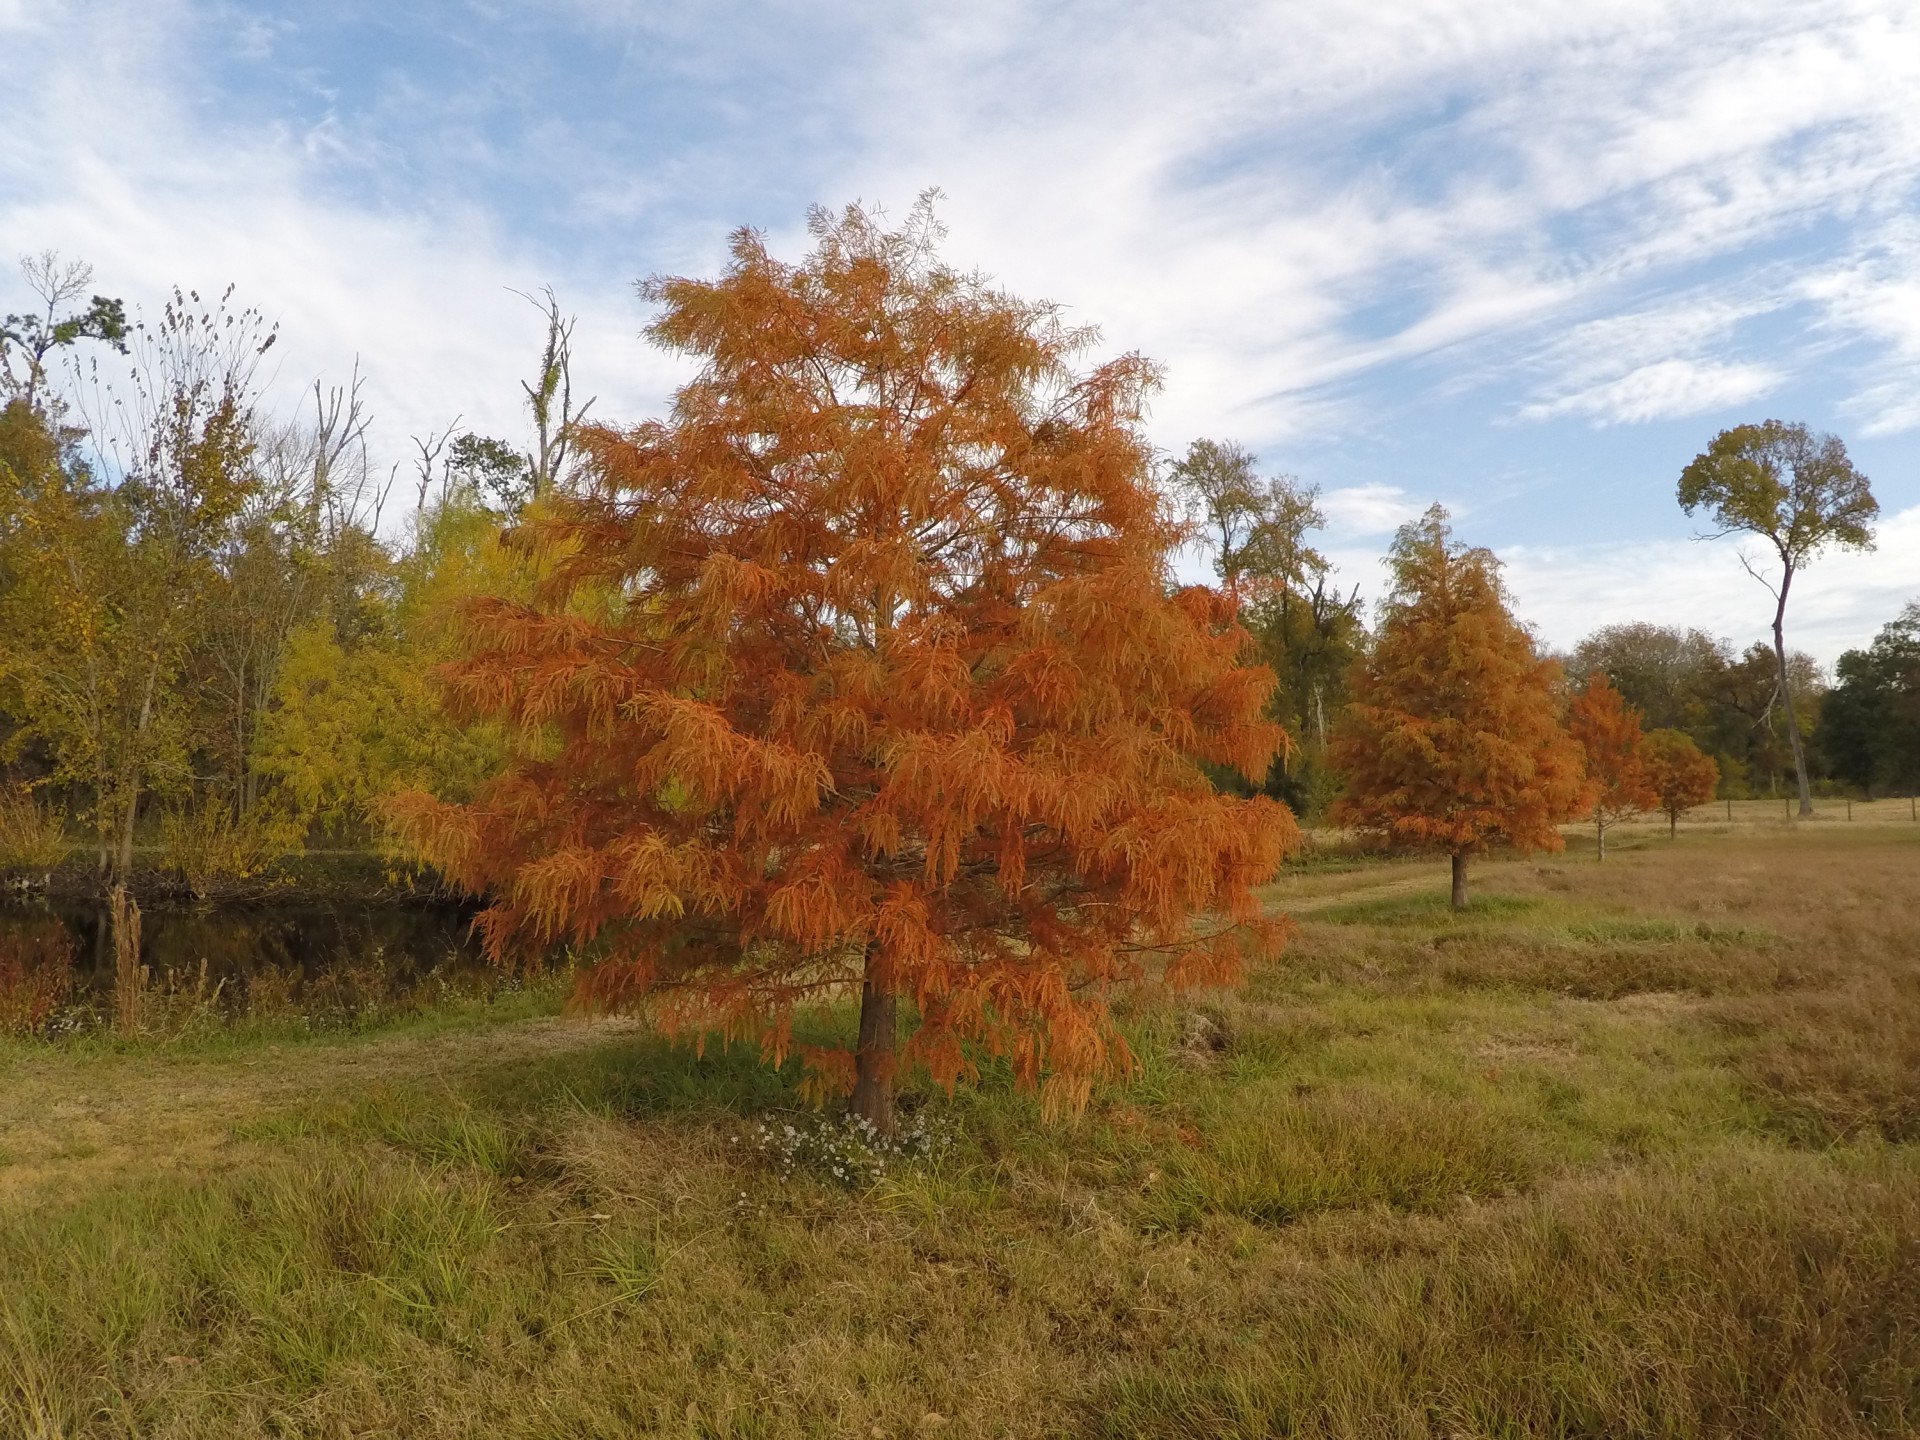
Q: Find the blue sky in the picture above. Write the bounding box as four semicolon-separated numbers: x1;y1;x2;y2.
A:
4;0;1918;660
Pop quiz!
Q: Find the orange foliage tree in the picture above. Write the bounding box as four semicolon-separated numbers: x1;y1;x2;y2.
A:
388;202;1297;1132
1568;674;1657;860
1331;506;1588;909
1642;728;1720;839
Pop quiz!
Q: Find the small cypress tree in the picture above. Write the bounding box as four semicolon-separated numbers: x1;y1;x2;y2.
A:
1331;506;1587;909
1568;674;1657;860
1642;729;1720;839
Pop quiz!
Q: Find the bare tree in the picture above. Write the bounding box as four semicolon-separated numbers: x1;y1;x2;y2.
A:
410;418;461;515
512;286;595;499
306;363;384;537
0;252;128;410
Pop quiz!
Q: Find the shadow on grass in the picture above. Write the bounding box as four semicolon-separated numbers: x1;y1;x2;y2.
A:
1309;891;1544;927
461;1028;811;1119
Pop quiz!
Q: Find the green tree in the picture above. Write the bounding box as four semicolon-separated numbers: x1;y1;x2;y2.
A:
0;252;128;410
1698;640;1824;799
1567;623;1723;734
1569;622;1827;800
189;372;402;844
1678;421;1876;815
0;399;97;788
1170;439;1363;816
251;497;518;844
1821;601;1920;797
1;288;274;881
0;399;136;866
446;433;532;514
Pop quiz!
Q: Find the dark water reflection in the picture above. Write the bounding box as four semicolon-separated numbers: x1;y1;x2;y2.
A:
0;897;488;1015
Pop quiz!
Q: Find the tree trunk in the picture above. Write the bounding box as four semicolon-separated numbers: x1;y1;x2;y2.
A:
849;949;898;1138
115;658;160;885
110;883;143;1036
115;784;139;887
1596;812;1606;861
1669;809;1678;840
1771;560;1814;817
1450;850;1468;911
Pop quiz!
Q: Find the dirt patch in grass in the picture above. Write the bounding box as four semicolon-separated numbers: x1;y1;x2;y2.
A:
0;1015;643;1204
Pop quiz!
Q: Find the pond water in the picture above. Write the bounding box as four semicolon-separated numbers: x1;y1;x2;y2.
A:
0;896;491;1026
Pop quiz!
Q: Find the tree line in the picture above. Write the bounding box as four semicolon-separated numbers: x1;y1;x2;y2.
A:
1172;440;1906;821
1;208;1914;1124
1;250;1912;894
0;255;591;891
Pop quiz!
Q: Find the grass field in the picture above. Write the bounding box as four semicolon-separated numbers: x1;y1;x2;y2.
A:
2;821;1917;1437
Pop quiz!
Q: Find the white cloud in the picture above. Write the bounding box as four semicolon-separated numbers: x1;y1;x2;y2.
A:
1801;218;1920;435
1499;503;1920;663
1519;358;1784;425
1319;484;1428;539
829;0;1920;446
0;1;683;505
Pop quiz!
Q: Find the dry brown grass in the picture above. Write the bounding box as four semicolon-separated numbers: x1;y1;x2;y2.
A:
1;826;1916;1437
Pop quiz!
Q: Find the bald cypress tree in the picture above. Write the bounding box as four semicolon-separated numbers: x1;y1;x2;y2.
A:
1332;506;1587;909
390;202;1298;1130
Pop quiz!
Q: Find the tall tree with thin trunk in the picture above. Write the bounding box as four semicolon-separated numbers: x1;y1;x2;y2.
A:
1678;421;1876;816
90;288;273;883
389;201;1297;1132
1331;506;1588;910
1567;674;1655;860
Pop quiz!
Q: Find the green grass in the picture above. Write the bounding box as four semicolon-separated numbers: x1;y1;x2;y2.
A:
1;830;1917;1436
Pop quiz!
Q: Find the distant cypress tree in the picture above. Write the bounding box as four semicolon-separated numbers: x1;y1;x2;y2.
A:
1332;506;1588;909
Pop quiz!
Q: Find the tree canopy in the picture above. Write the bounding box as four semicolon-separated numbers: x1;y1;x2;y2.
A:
388;201;1298;1129
1821;601;1920;797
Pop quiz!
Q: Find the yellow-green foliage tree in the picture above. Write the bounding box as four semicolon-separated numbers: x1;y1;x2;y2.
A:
1169;439;1363;817
253;497;518;844
1568;673;1657;860
0;291;272;883
1642;729;1719;838
1331;506;1589;909
389;201;1298;1131
0;399;124;868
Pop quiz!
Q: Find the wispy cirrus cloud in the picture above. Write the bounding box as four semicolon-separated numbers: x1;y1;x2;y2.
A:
2;0;1918;650
1319;485;1429;540
1520;358;1785;426
1801;218;1920;436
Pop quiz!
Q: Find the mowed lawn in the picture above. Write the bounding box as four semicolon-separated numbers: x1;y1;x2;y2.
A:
2;822;1917;1438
